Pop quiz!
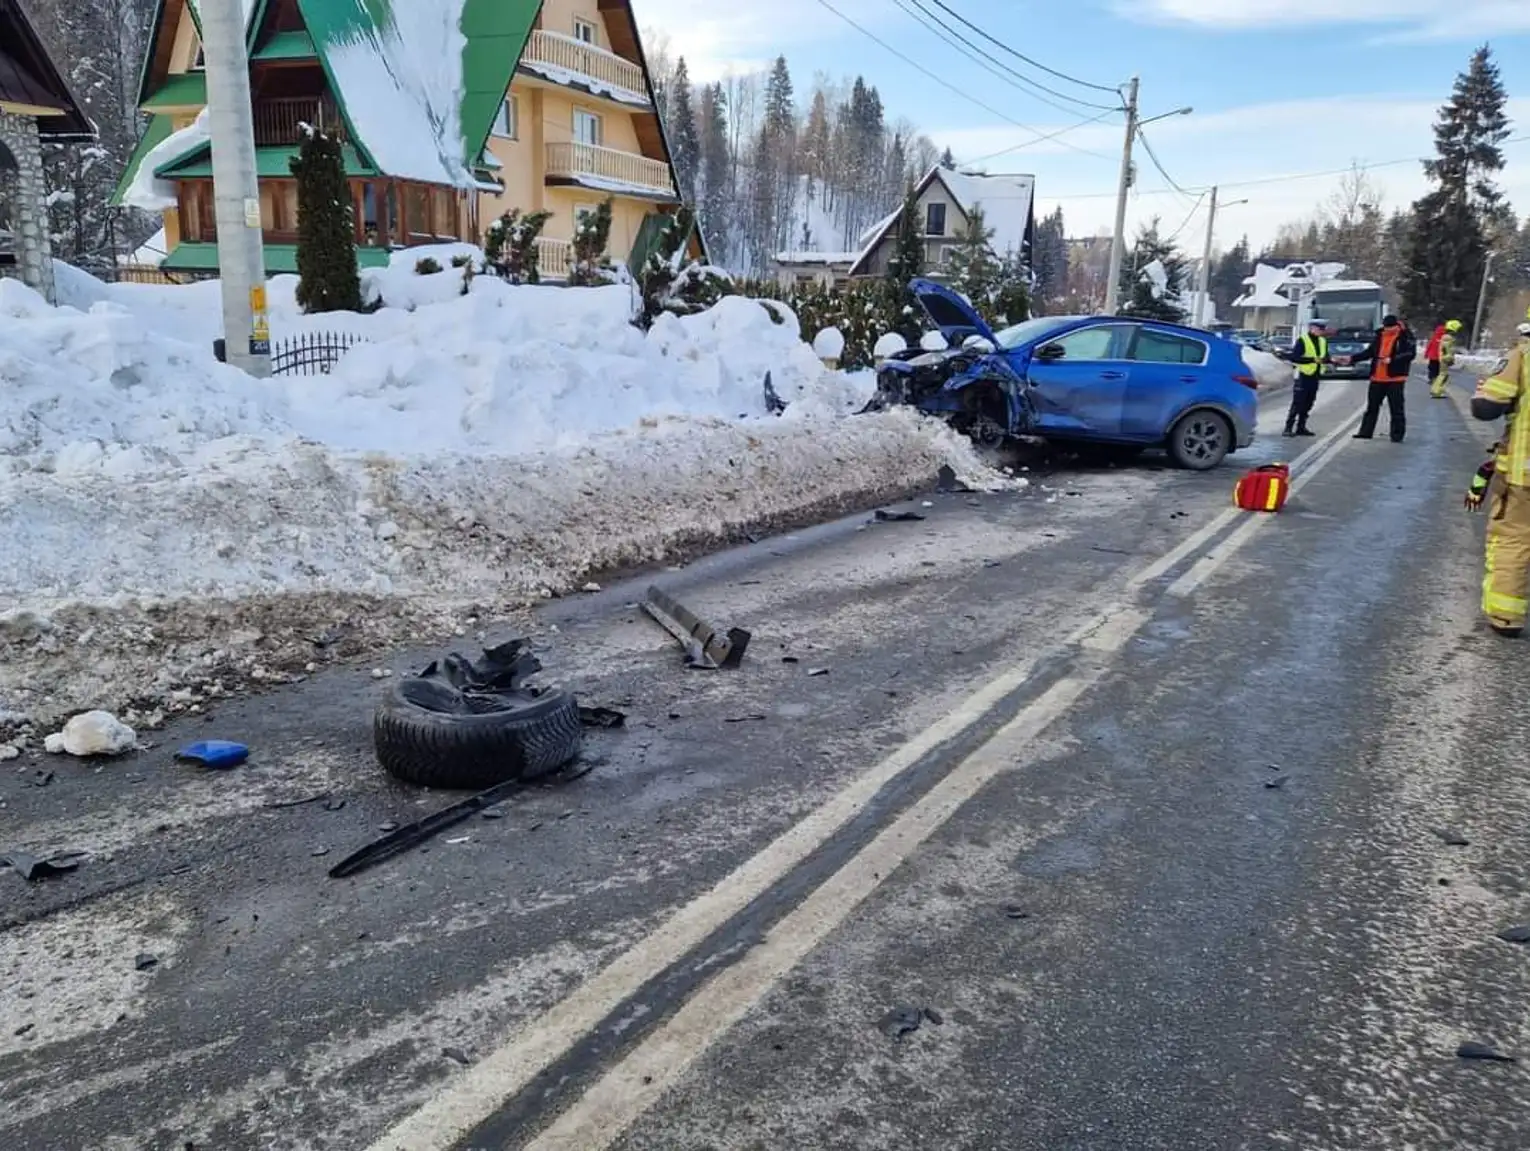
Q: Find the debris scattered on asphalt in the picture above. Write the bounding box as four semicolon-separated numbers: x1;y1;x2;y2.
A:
1431;827;1470;846
879;1006;924;1041
1003;905;1031;920
44;711;137;757
982;559;1002;568
442;1046;472;1066
134;953;158;971
371;668;393;680
781;655;800;664
725;714;768;723
14;1022;34;1036
1457;1041;1515;1063
1264;776;1288;790
23;770;53;788
323;798;347;812
1;850;85;881
311;846;330;857
581;582;602;593
763;370;787;415
873;508;925;523
578;706;627;729
378;821;398;832
922;1007;945;1026
807;667;830;677
642;585;750;670
265;793;333;810
1495;924;1530;944
481;807;505;820
445;835;471;845
175;740;249;769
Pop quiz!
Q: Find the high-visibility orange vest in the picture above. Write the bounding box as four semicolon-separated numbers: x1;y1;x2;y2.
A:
1373;327;1406;383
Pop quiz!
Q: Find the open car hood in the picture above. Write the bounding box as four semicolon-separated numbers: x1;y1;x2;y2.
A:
909;278;1000;350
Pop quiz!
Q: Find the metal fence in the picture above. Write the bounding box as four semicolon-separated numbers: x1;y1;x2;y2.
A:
270;330;367;376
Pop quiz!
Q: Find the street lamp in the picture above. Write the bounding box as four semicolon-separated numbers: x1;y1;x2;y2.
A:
1104;82;1193;314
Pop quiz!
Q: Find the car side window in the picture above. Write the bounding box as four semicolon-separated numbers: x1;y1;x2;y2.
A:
1050;325;1129;362
1131;329;1208;365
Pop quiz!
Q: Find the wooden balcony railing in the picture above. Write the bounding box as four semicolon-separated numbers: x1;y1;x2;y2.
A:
537;237;573;279
253;97;345;147
544;142;674;195
521;30;648;101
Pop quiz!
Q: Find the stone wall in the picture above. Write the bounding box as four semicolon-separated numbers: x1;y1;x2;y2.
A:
0;110;55;303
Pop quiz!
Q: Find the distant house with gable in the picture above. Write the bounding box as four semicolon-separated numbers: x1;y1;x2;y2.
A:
112;0;700;280
849;166;1034;279
0;0;93;301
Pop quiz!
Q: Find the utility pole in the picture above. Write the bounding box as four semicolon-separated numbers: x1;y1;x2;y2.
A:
1103;75;1139;316
1193;185;1218;327
202;0;270;376
1471;250;1498;350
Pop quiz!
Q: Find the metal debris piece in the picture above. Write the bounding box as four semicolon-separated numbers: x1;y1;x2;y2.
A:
442;1046;472;1066
937;464;973;493
578;706;627;729
265;793;332;810
763;371;787;415
134;953;158;971
922;1007;945;1026
879;1007;923;1042
323;798;347;812
1264;776;1288;790
1495;924;1530;944
641;585;750;670
1431;827;1470;847
806;667;830;677
1;850;84;881
1457;1041;1515;1063
1003;905;1031;920
724;714;768;724
24;770;54;788
311;846;330;857
873;508;925;523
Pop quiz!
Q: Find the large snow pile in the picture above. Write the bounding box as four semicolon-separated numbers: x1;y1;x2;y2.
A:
1242;347;1291;390
0;267;1008;727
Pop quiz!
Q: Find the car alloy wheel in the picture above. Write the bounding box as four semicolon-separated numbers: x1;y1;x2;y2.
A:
1171;411;1230;470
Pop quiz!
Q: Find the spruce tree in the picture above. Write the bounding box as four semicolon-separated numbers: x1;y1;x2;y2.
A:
886;179;925;342
947;206;1000;319
667;59;701;205
698;83;731;264
1209;236;1250;318
800;91;832;196
290;129;361;314
1030;206;1069;313
939;146;956;170
1118;219;1189;323
568;198;615;286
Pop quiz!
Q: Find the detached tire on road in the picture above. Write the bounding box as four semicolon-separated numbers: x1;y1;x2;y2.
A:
373;678;583;790
1167;409;1232;471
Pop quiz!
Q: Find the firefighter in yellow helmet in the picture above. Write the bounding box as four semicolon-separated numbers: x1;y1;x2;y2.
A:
1470;309;1530;636
1429;318;1463;398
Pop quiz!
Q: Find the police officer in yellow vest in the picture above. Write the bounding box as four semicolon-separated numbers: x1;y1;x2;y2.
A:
1283;318;1329;437
1470;309;1530;637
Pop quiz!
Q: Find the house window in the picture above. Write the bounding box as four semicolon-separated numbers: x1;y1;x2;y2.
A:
492;95;518;140
573;17;597;44
181;182;215;242
573;109;602;147
925;202;946;236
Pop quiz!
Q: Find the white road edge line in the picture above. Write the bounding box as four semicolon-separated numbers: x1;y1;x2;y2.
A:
363;419;1351;1151
523;678;1092;1151
1167;408;1362;598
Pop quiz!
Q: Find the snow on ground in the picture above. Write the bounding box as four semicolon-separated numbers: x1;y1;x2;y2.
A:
1;262;1008;729
1453;350;1506;376
1242;347;1292;390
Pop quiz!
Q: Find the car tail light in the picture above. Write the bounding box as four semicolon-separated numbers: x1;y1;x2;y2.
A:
1232;374;1259;389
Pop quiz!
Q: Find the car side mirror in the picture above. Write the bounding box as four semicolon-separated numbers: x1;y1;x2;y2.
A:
1036;343;1065;361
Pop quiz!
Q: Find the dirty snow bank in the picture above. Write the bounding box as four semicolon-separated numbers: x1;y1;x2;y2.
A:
1242;347;1291;390
0;273;1009;728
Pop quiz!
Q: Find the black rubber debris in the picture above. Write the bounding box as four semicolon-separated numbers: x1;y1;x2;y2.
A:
323;798;347;812
878;1007;923;1042
134;953;158;971
937;464;973;493
725;714;768;724
1003;905;1031;920
763;371;787;415
923;1007;945;1026
578;706;627;729
807;668;830;677
1;850;84;881
781;655;800;664
1457;1041;1515;1063
1495;924;1530;944
873;509;926;523
442;1046;472;1066
24;770;53;788
1432;827;1470;846
1264;776;1288;789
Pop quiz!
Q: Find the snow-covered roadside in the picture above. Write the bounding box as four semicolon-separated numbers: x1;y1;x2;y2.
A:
1242;347;1291;391
1453;349;1505;376
1;266;1011;731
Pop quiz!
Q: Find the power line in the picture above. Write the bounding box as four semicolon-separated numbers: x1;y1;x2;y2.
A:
807;0;1119;161
920;0;1122;94
961;108;1119;166
901;0;1119;114
1135;127;1195;200
1164;192;1206;244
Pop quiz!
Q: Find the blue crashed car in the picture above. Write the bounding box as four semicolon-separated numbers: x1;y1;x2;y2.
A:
874;279;1260;470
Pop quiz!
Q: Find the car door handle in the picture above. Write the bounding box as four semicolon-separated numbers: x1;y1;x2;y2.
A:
1179;375;1198;382
1098;370;1126;380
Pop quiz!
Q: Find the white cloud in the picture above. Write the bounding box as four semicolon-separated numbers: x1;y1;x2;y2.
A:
1124;0;1530;38
630;0;865;80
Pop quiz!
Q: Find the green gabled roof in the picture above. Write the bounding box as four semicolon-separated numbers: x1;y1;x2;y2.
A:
158;142;378;178
110;114;175;206
293;0;537;181
139;0;266;105
143;71;207;109
253;29;316;59
162;242;390;275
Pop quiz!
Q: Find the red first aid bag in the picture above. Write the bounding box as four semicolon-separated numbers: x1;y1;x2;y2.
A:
1233;463;1290;512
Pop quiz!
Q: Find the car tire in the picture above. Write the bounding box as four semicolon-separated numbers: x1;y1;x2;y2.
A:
373;678;583;790
1167;409;1232;471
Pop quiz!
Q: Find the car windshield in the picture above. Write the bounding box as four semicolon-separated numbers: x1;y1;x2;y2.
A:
994;315;1079;351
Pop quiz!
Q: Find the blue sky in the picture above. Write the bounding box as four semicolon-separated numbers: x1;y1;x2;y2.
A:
632;0;1530;251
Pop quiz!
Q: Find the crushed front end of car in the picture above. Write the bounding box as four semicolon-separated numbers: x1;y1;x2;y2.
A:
867;344;1029;448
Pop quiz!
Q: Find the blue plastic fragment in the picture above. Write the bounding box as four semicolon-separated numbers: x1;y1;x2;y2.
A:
175;740;249;769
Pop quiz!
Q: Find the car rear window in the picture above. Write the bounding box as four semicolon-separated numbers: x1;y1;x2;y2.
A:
1132;329;1207;365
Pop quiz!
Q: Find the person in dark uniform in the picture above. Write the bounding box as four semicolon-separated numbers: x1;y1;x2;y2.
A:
1283;318;1330;437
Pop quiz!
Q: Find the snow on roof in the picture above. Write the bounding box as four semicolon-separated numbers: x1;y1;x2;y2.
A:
937;169;1034;257
318;0;475;188
774;251;858;265
120;110;210;210
1313;278;1381;292
122;226;168;267
560;171;676;199
1233;261;1353;309
521;33;650;107
858;205;901;249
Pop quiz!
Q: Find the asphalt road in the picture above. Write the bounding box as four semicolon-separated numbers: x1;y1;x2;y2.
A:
5;371;1528;1151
